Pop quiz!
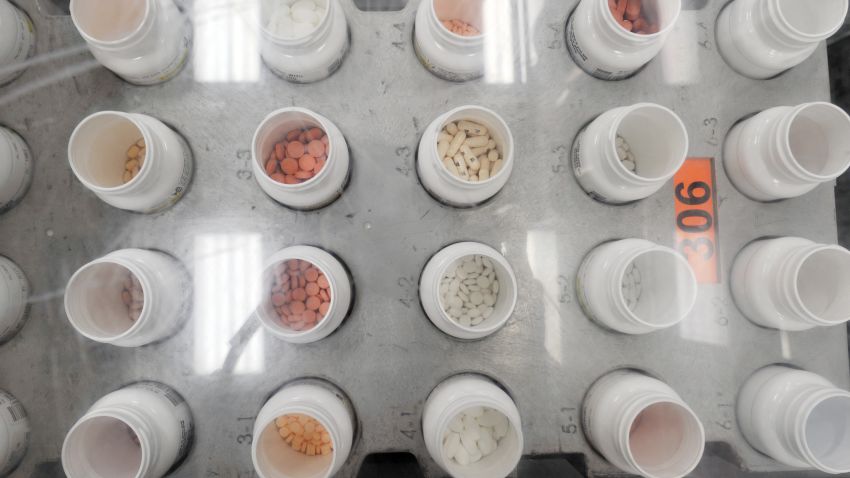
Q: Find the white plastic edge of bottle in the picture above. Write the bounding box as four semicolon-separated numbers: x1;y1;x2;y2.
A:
62;381;193;478
260;0;350;83
255;245;352;344
731;236;850;331
419;241;518;341
716;0;849;80
0;126;33;213
566;0;681;80
417;105;515;208
64;248;191;347
0;0;35;86
737;365;850;474
723;102;850;202
413;0;485;82
252;107;350;210
572;103;689;204
68;111;194;213
0;256;29;344
422;373;524;478
582;370;705;478
576;238;698;335
252;379;355;478
0;390;29;476
70;0;191;85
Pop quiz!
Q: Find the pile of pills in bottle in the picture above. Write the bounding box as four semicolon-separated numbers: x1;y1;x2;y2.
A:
266;0;327;39
441;19;480;36
269;259;332;331
265;127;329;185
275;413;333;456
622;262;642;310
122;138;146;184
616;135;637;173
442;406;509;465
608;0;659;34
120;271;144;321
437;121;503;182
440;255;499;327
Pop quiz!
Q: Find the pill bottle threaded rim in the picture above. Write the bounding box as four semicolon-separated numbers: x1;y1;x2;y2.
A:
426;0;485;47
261;0;334;48
70;0;156;49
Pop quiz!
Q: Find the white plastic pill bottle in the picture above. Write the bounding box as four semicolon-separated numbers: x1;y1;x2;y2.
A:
717;0;848;80
62;381;193;478
0;0;35;86
577;238;697;335
252;107;350;210
417;105;514;208
731;237;850;331
0;390;29;476
573;103;688;204
422;373;524;478
583;369;705;478
68;111;194;214
260;0;349;83
724;102;850;202
70;0;191;85
252;378;355;478
738;365;850;474
64;248;191;347
414;0;486;81
0;126;33;214
566;0;681;80
256;245;352;344
419;242;518;340
0;255;29;344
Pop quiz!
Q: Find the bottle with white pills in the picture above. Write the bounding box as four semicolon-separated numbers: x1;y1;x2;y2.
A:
260;0;349;83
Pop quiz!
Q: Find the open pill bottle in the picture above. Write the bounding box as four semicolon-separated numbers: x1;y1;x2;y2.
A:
420;242;517;340
0;255;29;344
0;389;29;476
572;103;688;204
0;0;35;86
423;373;523;478
417;105;514;208
0;126;33;214
577;238;697;335
260;0;349;83
724;102;850;202
70;0;191;85
738;365;850;474
583;369;705;478
256;245;352;344
252;107;350;210
414;0;486;81
68;111;194;214
566;0;681;80
731;236;850;331
717;0;849;79
252;378;355;478
64;248;190;347
62;381;193;478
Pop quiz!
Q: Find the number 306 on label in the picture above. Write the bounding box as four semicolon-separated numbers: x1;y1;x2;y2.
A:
673;157;719;284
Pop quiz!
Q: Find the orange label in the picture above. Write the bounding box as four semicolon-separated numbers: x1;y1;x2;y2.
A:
673;157;719;283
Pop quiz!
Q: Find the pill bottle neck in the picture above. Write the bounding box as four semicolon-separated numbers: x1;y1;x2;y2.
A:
592;0;668;50
100;116;163;198
757;0;842;49
773;243;842;327
263;0;336;50
79;405;158;478
614;391;677;468
427;0;483;53
74;0;159;51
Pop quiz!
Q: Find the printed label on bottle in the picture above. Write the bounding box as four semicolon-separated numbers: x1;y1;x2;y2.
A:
0;391;29;475
142;134;194;214
266;40;349;84
128;382;194;459
566;16;633;81
0;128;33;213
413;37;482;82
0;6;35;85
0;258;29;341
121;21;192;86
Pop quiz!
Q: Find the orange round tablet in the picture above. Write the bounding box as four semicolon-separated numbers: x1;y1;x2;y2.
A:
286;141;305;159
303;310;317;322
306;296;321;311
305;268;319;282
271;293;286;306
305;282;320;296
314;159;326;173
281;158;299;174
308;128;324;140
319;301;330;315
319;290;329;301
290;301;306;314
299;154;317;171
317;275;330;289
284;175;299;184
265;158;278;175
275;143;285;160
286;129;301;141
295;170;313;180
307;140;325;157
292;288;307;301
270;173;286;183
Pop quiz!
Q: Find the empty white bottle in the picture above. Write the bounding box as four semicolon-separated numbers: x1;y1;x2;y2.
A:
0;126;33;214
0;255;29;344
62;381;193;478
70;0;191;85
577;239;698;334
731;237;850;331
0;0;35;85
0;390;29;476
724;102;850;202
583;370;705;478
738;365;850;474
717;0;849;79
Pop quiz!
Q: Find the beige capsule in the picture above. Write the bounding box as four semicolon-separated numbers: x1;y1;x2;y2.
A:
126;159;140;171
127;145;140;159
491;159;504;175
136;138;145;148
123;170;133;183
470;145;489;157
446;122;459;135
443;158;460;176
437;140;450;159
447;131;466;158
464;135;489;148
458;120;487;136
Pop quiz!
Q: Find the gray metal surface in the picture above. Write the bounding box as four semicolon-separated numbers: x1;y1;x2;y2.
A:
0;0;847;477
